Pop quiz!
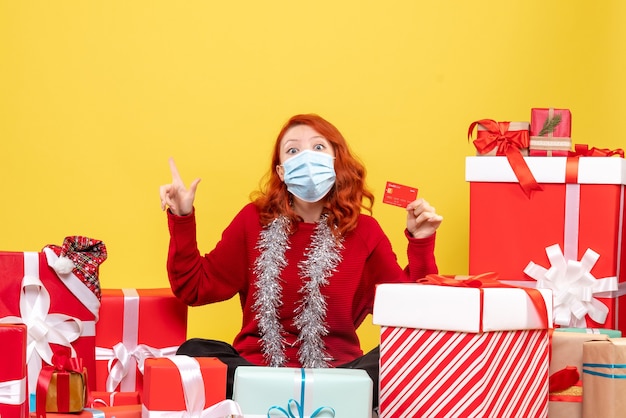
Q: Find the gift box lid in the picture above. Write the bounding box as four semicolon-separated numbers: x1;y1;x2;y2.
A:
372;283;553;332
465;156;626;185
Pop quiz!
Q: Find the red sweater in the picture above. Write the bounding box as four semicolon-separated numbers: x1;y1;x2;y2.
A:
167;203;438;367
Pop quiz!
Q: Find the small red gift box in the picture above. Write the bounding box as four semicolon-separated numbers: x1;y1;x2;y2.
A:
94;288;188;394
466;155;626;332
0;246;103;396
373;275;552;418
529;108;572;156
142;356;239;417
0;324;28;418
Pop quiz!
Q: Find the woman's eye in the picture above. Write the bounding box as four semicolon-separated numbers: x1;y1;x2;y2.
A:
314;144;325;151
287;148;298;154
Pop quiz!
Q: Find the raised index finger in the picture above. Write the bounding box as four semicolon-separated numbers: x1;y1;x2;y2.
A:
168;157;183;182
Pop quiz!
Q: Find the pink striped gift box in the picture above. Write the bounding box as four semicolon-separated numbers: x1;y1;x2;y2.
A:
373;279;553;418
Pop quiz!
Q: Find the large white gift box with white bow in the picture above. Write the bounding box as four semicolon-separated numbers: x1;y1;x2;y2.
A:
466;155;626;332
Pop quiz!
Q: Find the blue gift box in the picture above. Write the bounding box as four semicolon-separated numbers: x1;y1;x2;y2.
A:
232;366;372;417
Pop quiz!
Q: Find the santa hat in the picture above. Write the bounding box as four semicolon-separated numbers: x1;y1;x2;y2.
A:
46;236;107;300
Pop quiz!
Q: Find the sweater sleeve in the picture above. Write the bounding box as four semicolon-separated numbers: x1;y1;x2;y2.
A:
166;206;252;306
405;230;439;281
352;218;439;325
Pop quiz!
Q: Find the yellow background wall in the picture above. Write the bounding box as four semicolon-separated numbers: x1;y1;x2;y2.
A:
1;1;625;352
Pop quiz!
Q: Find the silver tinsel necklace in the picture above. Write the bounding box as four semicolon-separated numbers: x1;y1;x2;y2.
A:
252;214;343;368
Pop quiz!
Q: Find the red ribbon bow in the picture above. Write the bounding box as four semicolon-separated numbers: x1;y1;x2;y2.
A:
564;144;625;184
417;272;549;331
468;119;542;198
36;348;87;418
569;144;625;158
50;347;84;373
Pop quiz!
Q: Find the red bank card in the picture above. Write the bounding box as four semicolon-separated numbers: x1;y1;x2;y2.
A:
383;181;418;208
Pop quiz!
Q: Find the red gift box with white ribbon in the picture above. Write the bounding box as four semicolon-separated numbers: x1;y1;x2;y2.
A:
0;249;101;398
94;288;188;394
466;153;626;332
373;275;553;418
0;323;28;418
142;356;240;417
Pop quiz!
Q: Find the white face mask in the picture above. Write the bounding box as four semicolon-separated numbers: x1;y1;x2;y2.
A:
282;150;336;202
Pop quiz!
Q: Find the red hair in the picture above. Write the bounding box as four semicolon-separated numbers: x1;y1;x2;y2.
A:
252;114;374;236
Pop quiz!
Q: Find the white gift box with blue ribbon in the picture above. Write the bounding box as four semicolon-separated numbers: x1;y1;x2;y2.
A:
232;366;372;418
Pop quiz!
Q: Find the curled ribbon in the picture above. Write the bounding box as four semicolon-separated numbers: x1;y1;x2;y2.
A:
565;144;625;184
524;244;618;327
417;272;549;331
569;144;625;158
0;252;83;395
468;119;542;197
267;369;336;418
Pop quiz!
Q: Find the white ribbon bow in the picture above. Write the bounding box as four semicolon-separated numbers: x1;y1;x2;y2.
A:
96;343;179;391
95;288;180;391
0;252;83;394
143;355;243;418
524;244;618;327
0;378;26;405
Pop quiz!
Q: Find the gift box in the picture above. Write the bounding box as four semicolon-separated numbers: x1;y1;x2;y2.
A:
466;155;626;332
372;275;553;418
94;288;188;393
0;324;28;418
468;119;541;197
35;348;88;417
548;330;615;418
232;366;372;417
468;120;530;156
582;338;626;417
0;242;104;397
30;404;142;418
529;108;572;157
87;391;140;408
142;356;238;417
556;327;622;338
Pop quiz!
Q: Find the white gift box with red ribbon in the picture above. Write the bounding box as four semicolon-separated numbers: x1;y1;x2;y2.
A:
373;281;552;418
